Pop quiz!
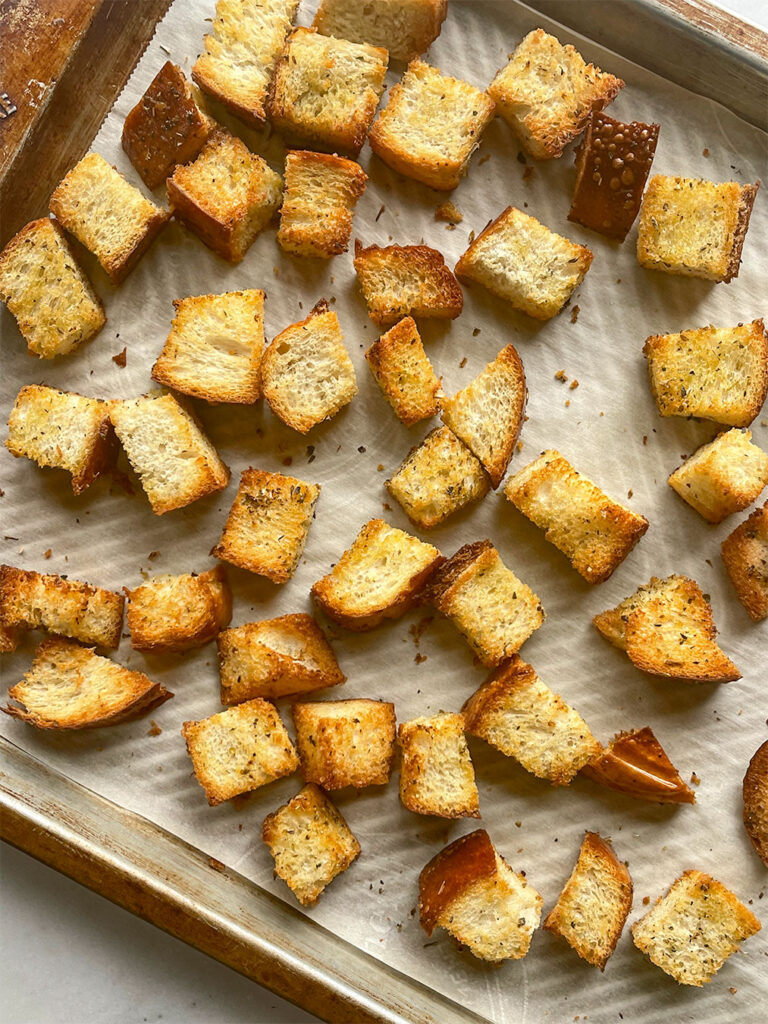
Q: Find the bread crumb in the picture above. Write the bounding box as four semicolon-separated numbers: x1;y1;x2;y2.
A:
627;489;633;499
44;548;52;559
377;463;384;472
516;441;523;452
555;369;568;382
208;857;225;873
382;502;391;511
729;987;738;995
690;772;701;786
409;615;434;647
570;379;579;389
459;356;467;368
570;304;580;324
643;896;650;905
282;456;293;466
147;721;162;737
148;550;160;560
703;148;710;157
642;435;648;445
472;328;481;337
565;399;571;407
414;652;427;664
522;164;534;182
435;201;463;224
376;204;386;222
112;347;127;367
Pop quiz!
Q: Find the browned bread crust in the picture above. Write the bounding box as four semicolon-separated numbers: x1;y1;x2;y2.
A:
743;739;768;867
721;502;768;620
581;727;696;804
419;829;497;935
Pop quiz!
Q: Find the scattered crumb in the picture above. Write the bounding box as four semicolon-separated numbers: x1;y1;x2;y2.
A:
703;148;710;157
642;896;650;905
147;721;162;737
44;548;52;559
112;347;127;367
435;200;462;224
414;652;427;664
468;229;475;244
382;502;391;511
729;988;738;995
459;356;467;368
627;489;633;499
208;857;225;873
570;379;579;390
565;399;571;407
375;204;385;222
599;411;604;417
472;328;481;337
306;445;316;464
570;305;580;324
282;456;293;466
690;772;701;786
358;445;366;454
522;164;534;182
409;615;434;647
515;821;522;828
516;151;527;165
642;435;648;445
516;441;523;453
377;463;384;472
148;550;160;560
478;153;491;165
555;370;568;382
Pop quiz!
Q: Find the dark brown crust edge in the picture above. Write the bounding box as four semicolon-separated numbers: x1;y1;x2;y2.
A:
725;181;760;282
743;739;768;866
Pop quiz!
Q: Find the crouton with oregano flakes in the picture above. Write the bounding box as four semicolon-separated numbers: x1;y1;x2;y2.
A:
212;468;320;582
544;832;633;970
292;698;396;790
721;501;768;621
354;240;463;327
398;712;479;818
488;29;624;159
125;567;231;652
368;58;495;190
6;384;117;495
0;218;105;359
419;829;543;963
743;739;768;867
0;565;124;649
365;316;442;426
462;657;600;785
668;428;768;523
581;727;696;805
218;613;345;704
3;637;172;730
311;518;443;630
262;783;361;906
504;449;649;583
313;0;446;63
631;870;761;986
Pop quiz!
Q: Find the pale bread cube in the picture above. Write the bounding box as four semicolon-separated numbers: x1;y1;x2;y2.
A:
313;0;446;63
398;712;479;818
668;428;768;523
354;240;463;327
721;502;768;621
125;567;232;652
365;316;442;426
292;698;396;789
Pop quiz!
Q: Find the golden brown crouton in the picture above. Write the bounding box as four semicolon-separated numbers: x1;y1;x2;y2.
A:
721;502;768;620
581;727;696;804
668;428;768;523
354;240;463;327
398;712;479;818
125;567;231;652
743;740;768;867
313;0;447;63
292;698;396;789
365;316;442;426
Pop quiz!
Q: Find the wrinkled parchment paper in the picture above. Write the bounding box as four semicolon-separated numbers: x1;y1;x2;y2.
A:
1;2;767;1020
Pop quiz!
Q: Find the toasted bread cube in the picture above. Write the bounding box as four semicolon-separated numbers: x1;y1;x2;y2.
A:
368;58;495;190
292;698;396;789
125;567;232;652
581;727;696;805
354;241;463;327
182;699;299;805
504;449;649;583
668;428;768;524
419;829;543;962
722;502;768;621
462;657;599;784
313;0;446;63
743;740;768;867
637;175;759;282
0;218;105;359
109;392;229;515
365;316;442;426
267;27;388;156
49;153;169;283
261;300;357;433
632;871;761;986
218;613;345;703
0;625;19;653
262;783;361;905
7;385;117;494
645;320;768;428
440;344;526;489
122;61;213;189
0;565;124;649
387;426;489;529
456;207;593;320
192;0;299;127
151;289;265;404
593;574;741;683
544;832;632;969
398;712;479;818
3;637;171;730
213;468;320;582
311;518;443;630
277;151;367;258
488;29;624;160
428;541;544;666
568;111;659;240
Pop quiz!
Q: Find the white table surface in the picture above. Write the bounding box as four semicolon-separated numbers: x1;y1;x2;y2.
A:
2;1;765;1022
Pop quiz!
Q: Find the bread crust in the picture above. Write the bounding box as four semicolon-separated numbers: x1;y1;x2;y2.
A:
721;501;768;620
292;698;396;789
742;739;768;867
419;829;497;935
354;241;463;327
581;727;696;804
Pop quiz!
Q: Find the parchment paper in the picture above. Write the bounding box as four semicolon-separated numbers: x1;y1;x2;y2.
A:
1;2;767;1020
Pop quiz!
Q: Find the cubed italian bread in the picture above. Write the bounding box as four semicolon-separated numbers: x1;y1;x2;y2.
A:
313;0;447;63
310;518;443;630
167;128;283;263
192;0;299;127
440;343;526;488
218;612;345;703
419;829;543;962
6;384;117;494
368;58;495;190
3;637;172;730
428;541;544;666
544;832;633;970
593;574;741;683
503;449;649;583
668;428;768;524
292;698;396;789
581;727;696;805
721;501;768;621
637;175;760;282
0;218;105;358
353;241;463;327
125;566;232;652
365;316;442;426
182;698;299;805
151;289;265;404
262;783;361;906
631;870;761;986
488;29;624;160
122;61;214;189
277;150;367;258
743;739;768;867
109;392;230;515
462;657;600;785
0;625;20;654
387;426;490;530
261;299;358;433
212;468;320;582
0;565;124;649
267;27;388;156
49;152;170;283
644;320;768;427
455;206;593;320
398;712;479;818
